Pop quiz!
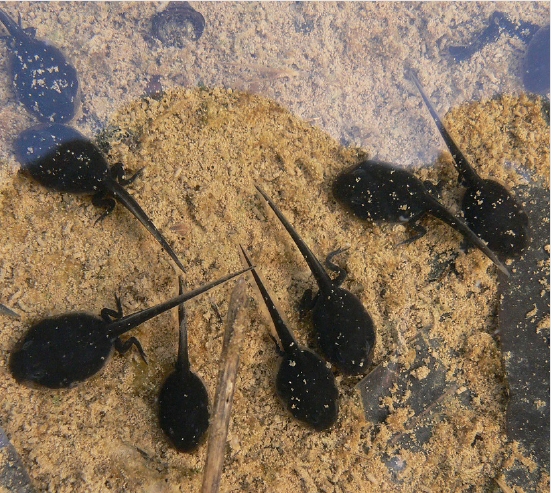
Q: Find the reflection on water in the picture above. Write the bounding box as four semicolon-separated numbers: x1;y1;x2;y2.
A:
0;2;547;167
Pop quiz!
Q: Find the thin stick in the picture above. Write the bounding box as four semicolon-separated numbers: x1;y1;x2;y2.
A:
0;303;20;319
201;278;248;493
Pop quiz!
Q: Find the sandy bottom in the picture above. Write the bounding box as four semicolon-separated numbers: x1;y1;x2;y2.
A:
0;85;548;491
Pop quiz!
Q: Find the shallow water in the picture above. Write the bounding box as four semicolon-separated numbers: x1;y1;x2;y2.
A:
0;2;548;492
0;2;547;168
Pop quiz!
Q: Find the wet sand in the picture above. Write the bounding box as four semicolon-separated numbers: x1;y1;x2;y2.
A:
0;2;548;492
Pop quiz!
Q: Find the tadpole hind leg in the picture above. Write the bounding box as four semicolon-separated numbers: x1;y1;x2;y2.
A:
398;220;427;246
101;295;123;322
325;248;349;286
115;337;148;364
459;237;472;254
23;26;36;37
299;288;319;318
92;192;116;224
423;180;446;200
111;163;145;187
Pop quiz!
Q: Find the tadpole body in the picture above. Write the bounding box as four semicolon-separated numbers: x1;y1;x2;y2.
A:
410;72;529;257
255;185;376;375
15;123;186;272
9;268;250;388
0;8;78;123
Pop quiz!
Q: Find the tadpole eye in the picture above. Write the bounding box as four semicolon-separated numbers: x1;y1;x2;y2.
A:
309;411;320;424
29;366;46;380
22;339;34;351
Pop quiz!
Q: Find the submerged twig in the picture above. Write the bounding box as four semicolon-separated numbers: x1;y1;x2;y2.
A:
201;278;248;493
0;303;20;319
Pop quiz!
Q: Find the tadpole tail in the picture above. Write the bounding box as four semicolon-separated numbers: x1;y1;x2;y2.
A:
255;185;334;292
177;276;190;375
106;266;253;339
425;196;510;277
408;70;480;188
107;180;186;273
0;9;23;38
239;245;298;354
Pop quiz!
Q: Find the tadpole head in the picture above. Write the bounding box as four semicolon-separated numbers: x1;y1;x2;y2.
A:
462;179;530;257
158;370;210;452
15;124;109;194
332;164;377;223
332;160;429;224
313;287;376;376
332;164;360;204
276;349;339;431
9;313;113;389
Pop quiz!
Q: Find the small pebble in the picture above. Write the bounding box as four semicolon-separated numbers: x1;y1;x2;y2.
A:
151;2;205;49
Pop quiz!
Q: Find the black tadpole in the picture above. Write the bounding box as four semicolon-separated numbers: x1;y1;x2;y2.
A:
240;245;338;431
409;71;529;257
15;123;186;272
332;159;510;277
255;185;376;375
0;8;79;123
158;276;210;452
9;267;251;389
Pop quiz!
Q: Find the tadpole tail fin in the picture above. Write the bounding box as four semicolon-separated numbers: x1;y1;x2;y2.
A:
107;267;253;338
177;276;190;375
239;245;298;354
255;185;334;292
425;195;509;277
107;180;186;273
0;9;23;38
408;70;480;188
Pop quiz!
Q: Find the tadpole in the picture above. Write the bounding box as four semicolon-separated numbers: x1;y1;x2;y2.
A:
10;267;251;388
158;276;210;452
240;245;338;430
410;71;529;257
0;8;79;123
15;123;186;272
